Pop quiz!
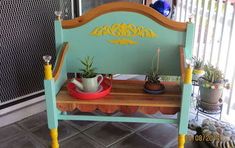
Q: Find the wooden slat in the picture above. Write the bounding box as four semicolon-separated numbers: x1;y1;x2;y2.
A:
57;80;182;107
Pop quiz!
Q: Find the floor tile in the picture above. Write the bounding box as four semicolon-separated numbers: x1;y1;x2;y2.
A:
118;112;149;130
151;112;178;119
0;134;45;148
31;121;79;145
110;134;161;148
137;123;178;147
60;133;104;148
0;124;22;142
66;111;99;131
18;111;47;130
84;122;132;147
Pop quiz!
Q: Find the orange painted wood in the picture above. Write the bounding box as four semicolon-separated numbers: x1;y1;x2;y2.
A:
56;80;182;108
98;105;119;114
139;106;160;114
53;42;69;81
61;2;187;31
160;107;179;115
77;105;97;112
120;106;139;114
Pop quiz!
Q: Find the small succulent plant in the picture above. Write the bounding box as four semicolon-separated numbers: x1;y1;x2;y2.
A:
145;48;161;84
193;56;204;70
80;56;96;78
145;70;160;84
200;63;230;89
203;64;224;83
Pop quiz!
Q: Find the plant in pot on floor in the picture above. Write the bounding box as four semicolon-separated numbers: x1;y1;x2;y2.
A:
192;56;204;81
71;56;103;92
144;48;165;94
198;63;230;110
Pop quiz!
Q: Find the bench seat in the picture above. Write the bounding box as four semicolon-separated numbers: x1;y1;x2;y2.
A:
57;79;181;113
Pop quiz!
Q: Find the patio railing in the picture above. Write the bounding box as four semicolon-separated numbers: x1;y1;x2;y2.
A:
175;0;235;116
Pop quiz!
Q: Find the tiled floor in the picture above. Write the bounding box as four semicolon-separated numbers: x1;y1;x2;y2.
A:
0;110;213;148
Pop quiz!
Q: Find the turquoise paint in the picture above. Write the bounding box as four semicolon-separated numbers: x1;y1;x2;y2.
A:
44;80;59;129
59;115;178;124
61;12;186;76
55;21;63;55
178;84;192;134
185;23;195;59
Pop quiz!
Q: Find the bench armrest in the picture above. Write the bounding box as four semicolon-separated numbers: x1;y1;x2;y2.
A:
53;42;69;94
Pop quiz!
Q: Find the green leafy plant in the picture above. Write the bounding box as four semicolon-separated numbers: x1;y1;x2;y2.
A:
80;56;96;78
193;56;204;70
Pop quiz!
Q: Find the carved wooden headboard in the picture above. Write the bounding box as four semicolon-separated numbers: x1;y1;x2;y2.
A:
54;2;193;77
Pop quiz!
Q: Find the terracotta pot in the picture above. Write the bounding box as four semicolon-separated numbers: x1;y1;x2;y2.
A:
199;80;224;104
144;81;164;91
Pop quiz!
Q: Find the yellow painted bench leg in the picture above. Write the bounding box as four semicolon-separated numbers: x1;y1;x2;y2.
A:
50;128;59;148
178;134;185;148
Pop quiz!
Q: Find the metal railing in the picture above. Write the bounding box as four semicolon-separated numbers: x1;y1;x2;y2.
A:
175;0;235;115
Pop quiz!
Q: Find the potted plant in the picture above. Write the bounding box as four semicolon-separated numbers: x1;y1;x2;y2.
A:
71;56;103;92
192;56;204;81
199;63;229;105
144;48;165;93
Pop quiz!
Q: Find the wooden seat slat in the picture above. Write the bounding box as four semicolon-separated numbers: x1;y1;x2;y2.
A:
57;80;181;107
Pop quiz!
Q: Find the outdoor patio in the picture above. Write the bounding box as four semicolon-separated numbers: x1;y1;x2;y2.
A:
0;110;212;148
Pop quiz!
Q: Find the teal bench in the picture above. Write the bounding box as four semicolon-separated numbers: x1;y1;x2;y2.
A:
43;2;194;148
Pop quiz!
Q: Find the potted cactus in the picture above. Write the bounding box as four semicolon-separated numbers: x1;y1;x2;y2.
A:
199;64;229;105
144;48;165;93
192;56;204;81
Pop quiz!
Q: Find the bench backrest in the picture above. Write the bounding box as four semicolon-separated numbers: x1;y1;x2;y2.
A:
55;2;193;76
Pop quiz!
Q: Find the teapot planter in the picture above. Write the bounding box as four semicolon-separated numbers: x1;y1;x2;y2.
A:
72;75;103;92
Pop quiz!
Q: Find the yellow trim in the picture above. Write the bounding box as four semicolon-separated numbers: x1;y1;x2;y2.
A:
44;64;53;80
50;128;59;148
108;39;138;45
184;66;192;84
90;23;157;38
193;69;204;75
178;134;185;148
